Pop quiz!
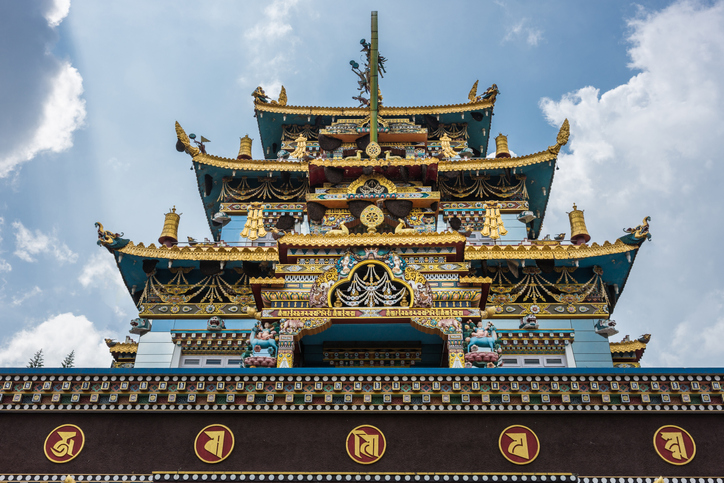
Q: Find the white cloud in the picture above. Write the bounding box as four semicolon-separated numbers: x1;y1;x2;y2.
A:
240;0;301;98
78;251;133;320
538;1;724;365
12;221;78;264
502;19;543;47
0;217;10;272
78;251;125;291
0;313;114;368
0;62;86;177
44;0;71;27
0;4;86;178
651;290;724;367
12;286;42;306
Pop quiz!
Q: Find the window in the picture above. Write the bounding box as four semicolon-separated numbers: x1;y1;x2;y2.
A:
499;355;568;368
179;355;244;368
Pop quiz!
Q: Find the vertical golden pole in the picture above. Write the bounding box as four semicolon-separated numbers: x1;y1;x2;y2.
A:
370;11;379;144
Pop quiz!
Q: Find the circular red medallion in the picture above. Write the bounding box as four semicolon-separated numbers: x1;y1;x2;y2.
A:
653;425;696;465
194;424;235;464
44;424;85;463
498;425;540;465
346;425;386;464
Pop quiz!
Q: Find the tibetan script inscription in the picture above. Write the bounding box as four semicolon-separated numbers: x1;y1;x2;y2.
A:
194;424;235;464
346;425;386;464
44;424;85;463
498;425;540;465
653;425;696;465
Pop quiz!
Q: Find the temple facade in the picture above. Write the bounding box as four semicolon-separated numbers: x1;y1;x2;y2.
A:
1;12;718;481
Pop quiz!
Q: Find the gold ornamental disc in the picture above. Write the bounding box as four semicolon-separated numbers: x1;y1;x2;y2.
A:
360;205;384;233
365;142;381;159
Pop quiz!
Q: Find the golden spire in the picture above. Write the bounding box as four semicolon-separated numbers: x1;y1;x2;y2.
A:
237;135;252;160
568;203;591;245
158;206;180;247
495;133;510;158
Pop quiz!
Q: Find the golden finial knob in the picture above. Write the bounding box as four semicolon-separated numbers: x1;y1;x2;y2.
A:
495;133;510;158
568;203;591;245
159;206;181;247
237;135;253;160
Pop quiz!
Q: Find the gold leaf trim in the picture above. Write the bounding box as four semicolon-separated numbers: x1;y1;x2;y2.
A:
118;241;279;261
278;231;467;248
459;276;493;284
464;240;638;260
253;99;495;116
610;339;648;353
438;150;557;172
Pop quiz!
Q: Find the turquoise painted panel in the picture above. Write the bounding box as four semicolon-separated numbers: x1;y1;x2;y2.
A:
575;361;613;368
138;332;172;344
132;362;172;369
220;216;247;242
302;324;443;345
499;214;527;242
572;352;614;362
570;319;597;331
150;320;174;332
135;355;174;364
571;340;610;354
136;341;175;356
572;330;609;342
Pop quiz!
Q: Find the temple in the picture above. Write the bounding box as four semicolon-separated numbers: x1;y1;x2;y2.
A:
3;12;718;481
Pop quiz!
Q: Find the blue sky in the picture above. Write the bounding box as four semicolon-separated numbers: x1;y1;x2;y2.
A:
0;0;723;367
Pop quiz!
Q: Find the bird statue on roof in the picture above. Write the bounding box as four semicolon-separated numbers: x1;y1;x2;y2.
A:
251;86;271;103
468;81;500;103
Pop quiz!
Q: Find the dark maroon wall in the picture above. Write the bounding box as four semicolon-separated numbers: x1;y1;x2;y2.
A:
4;412;720;476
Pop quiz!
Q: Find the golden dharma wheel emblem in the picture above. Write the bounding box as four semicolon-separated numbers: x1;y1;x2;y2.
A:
365;142;381;159
360;205;384;233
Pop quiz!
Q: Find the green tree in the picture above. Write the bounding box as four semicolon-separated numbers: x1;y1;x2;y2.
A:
27;349;44;368
61;350;75;368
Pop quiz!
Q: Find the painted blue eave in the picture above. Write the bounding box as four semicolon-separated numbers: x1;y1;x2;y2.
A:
255;109;494;160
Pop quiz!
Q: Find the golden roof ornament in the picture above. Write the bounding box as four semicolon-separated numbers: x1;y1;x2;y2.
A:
568;203;591;245
468;81;500;103
440;133;458;158
290;135;308;159
495;133;510;158
175;121;200;157
548;119;570;155
360;205;385;233
237;135;252;160
482;203;508;240
241;203;267;241
468;81;480;103
365;141;381;159
159;206;181;248
274;86;287;106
